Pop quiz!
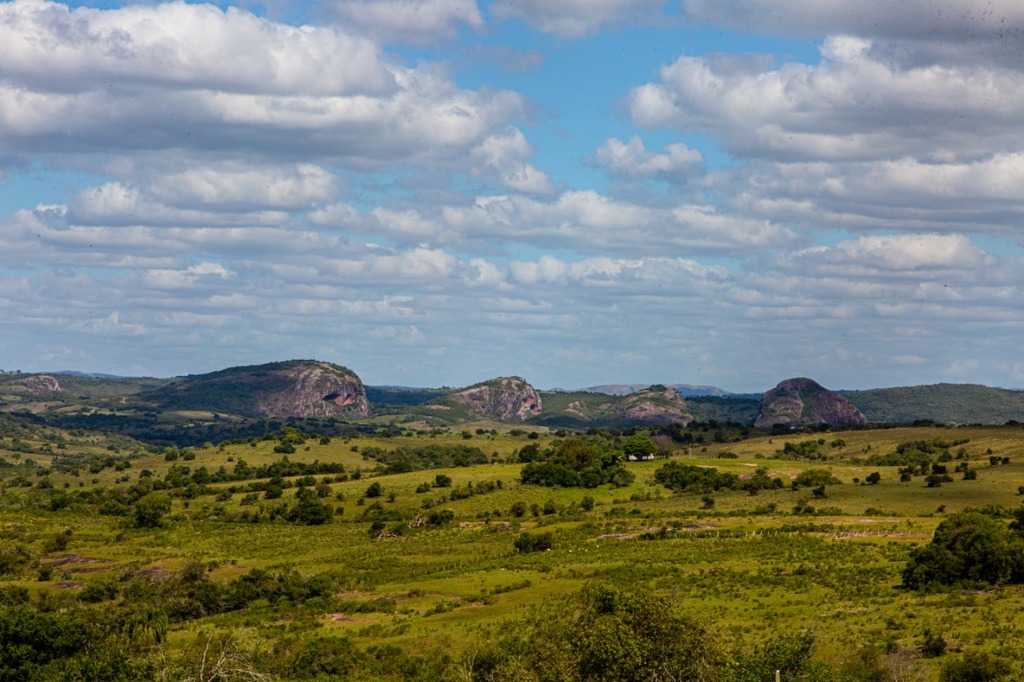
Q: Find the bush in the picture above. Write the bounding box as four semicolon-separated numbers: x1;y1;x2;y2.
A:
792;469;842;488
939;651;1012;682
477;583;729;682
514;531;553;553
427;509;455;526
288;496;333;526
654;461;738;493
133;492;172;529
903;512;1024;589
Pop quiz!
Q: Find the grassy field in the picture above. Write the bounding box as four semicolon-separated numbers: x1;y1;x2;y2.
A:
4;422;1024;679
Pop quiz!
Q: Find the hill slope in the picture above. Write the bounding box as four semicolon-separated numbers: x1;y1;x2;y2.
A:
844;384;1024;425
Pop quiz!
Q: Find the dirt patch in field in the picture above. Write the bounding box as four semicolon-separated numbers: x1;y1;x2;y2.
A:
46;554;110;567
596;523;717;540
327;614;364;623
63;565;114;574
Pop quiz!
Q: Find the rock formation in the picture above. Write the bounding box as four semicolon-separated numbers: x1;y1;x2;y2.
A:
613;385;691;425
18;374;62;394
754;377;866;429
142;360;369;419
447;377;542;422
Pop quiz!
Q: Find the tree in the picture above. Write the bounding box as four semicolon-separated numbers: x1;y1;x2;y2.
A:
622;435;657;459
288;489;333;525
514;531;553;554
365;481;383;498
733;630;835;682
133;492;172;529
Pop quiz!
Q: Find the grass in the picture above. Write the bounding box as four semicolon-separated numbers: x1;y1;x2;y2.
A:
5;422;1024;678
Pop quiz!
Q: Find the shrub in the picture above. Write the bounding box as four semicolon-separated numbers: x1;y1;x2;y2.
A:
792;469;842;488
939;651;1012;682
903;512;1024;589
489;583;729;682
514;531;553;553
133;492;172;529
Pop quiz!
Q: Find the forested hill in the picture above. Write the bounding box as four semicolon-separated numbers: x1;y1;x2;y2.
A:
844;384;1024;425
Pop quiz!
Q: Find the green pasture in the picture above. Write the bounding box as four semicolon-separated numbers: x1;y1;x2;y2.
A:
4;423;1024;679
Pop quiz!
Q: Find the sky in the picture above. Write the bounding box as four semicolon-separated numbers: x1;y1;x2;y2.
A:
2;0;1024;392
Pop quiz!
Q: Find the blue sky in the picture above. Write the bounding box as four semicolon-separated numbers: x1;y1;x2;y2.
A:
2;0;1024;392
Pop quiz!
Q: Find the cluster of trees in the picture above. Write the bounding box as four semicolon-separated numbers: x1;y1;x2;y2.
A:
653;461;788;495
360;443;490;473
903;509;1024;589
519;437;635;489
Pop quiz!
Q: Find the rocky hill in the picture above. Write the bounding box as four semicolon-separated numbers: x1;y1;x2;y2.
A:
138;360;369;419
755;378;866;429
533;385;691;428
430;377;542;422
611;385;692;425
15;374;63;395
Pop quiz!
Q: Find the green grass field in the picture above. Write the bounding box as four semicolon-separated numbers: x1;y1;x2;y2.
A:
4;422;1024;679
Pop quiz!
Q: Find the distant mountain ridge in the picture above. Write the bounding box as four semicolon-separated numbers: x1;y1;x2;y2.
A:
579;383;731;397
5;361;1024;429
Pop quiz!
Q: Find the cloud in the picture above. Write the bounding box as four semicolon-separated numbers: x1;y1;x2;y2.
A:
490;0;663;37
777;233;995;277
145;163;339;211
726;152;1024;236
325;0;483;44
68;182;292;227
0;0;394;95
0;1;526;168
629;42;1024;164
470;127;554;194
593;136;703;179
682;0;1024;45
356;190;799;254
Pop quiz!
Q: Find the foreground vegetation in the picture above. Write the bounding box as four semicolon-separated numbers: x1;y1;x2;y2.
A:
3;417;1024;680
